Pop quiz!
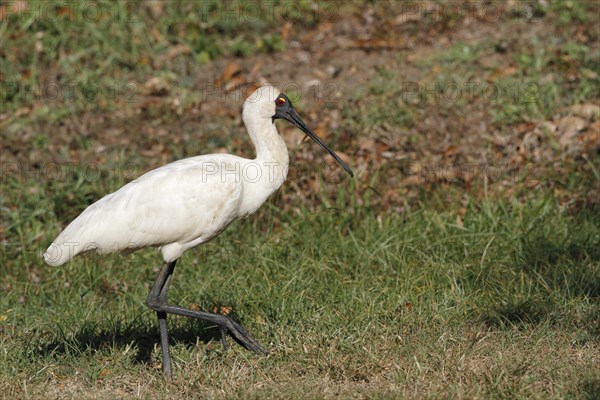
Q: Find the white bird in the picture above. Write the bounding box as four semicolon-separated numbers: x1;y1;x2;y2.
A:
43;84;353;377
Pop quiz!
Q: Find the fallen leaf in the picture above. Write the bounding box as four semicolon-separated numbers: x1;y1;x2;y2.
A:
314;126;329;140
280;22;292;40
358;137;376;154
443;144;459;157
348;39;407;50
143;76;169;96
393;11;421;25
166;44;190;59
570;103;600;120
581;120;600;151
14;107;31;118
557;116;587;147
57;8;77;21
217;63;242;85
211;305;232;315
489;66;518;79
145;0;165;18
516;122;536;134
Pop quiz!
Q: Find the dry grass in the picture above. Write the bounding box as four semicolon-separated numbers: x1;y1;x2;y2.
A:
1;1;599;399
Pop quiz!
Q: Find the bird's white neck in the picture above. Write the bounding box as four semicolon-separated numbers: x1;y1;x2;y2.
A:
244;113;290;187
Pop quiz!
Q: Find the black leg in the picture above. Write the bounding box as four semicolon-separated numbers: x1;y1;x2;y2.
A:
147;260;177;378
146;260;268;377
156;311;172;377
220;327;228;351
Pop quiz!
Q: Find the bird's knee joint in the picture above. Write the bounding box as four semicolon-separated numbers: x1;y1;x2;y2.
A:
146;295;162;311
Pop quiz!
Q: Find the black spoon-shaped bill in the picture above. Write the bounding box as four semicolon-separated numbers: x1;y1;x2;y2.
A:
272;94;354;177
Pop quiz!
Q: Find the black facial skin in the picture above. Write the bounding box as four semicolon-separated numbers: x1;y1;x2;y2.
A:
272;93;354;177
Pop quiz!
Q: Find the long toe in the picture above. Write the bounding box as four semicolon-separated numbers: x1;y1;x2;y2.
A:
222;317;269;355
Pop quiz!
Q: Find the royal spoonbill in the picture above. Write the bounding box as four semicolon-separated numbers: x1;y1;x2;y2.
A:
44;84;353;377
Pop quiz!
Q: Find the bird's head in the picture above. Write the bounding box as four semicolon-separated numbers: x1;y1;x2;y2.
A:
243;85;353;177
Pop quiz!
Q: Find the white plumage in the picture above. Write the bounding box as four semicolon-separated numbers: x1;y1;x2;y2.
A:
42;84;352;377
44;85;294;266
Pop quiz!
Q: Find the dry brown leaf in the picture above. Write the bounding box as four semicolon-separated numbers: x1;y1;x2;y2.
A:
226;76;246;92
570;103;600;120
57;6;72;17
557;116;586;147
400;175;421;186
375;141;390;154
348;39;406;50
244;82;262;99
581;120;600;151
216;63;248;92
313;126;329;140
538;121;557;134
145;0;165;18
358;137;376;154
14;107;31;118
443;144;459;158
150;28;164;43
143;76;169;96
489;66;518;80
166;44;190;59
456;214;464;227
217;63;242;84
393;11;421;25
516;122;536;134
211;305;233;315
280;22;292;40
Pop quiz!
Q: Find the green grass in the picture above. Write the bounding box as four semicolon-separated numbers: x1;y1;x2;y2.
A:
412;11;599;125
2;185;599;398
2;0;600;398
0;0;330;115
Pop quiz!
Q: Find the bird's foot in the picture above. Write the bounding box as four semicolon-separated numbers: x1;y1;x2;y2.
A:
150;303;269;356
217;315;269;355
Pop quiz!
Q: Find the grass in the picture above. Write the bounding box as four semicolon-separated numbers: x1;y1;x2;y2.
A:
2;186;599;398
1;0;600;398
414;35;599;125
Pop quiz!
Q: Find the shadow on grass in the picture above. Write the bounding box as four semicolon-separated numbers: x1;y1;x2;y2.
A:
481;298;548;328
478;211;600;330
35;315;244;366
519;232;600;299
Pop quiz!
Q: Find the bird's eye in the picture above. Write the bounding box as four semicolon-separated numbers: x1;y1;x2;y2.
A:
276;97;286;106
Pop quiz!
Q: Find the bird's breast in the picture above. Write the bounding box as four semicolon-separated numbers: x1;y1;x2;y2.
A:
237;160;288;216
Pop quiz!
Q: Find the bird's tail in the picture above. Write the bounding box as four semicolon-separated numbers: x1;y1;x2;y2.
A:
43;240;97;266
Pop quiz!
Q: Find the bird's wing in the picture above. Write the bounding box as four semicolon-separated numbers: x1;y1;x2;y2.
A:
44;155;245;266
